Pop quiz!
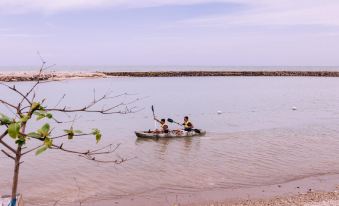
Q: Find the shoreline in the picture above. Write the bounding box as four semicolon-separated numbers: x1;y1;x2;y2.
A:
0;71;106;82
2;70;339;82
75;173;339;206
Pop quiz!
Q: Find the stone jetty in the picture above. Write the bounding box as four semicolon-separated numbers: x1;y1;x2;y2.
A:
1;71;339;82
103;71;339;77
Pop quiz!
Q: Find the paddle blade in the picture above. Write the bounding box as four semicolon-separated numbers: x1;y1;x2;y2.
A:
194;129;201;133
151;105;155;118
167;118;174;123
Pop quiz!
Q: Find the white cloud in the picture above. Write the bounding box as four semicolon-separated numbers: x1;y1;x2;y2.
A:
1;0;338;30
178;0;339;28
1;0;339;66
3;0;338;30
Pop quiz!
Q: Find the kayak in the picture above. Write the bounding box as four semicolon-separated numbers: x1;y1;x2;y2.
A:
135;129;206;139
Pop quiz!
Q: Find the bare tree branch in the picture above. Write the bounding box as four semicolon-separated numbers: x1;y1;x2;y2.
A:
46;105;136;114
50;143;126;163
4;83;32;103
51;133;92;140
0;139;16;153
0;130;8;141
53;94;66;108
1;149;15;160
0;99;18;110
21;145;43;156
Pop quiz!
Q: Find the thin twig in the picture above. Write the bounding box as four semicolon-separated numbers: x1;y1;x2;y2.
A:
51;133;91;140
0;130;8;141
0;98;18;110
0;139;16;153
1;149;15;160
21;145;44;156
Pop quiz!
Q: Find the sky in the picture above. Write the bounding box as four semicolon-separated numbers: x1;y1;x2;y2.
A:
0;0;339;67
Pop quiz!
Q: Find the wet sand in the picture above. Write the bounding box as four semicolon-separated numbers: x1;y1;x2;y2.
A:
77;174;339;206
196;191;339;206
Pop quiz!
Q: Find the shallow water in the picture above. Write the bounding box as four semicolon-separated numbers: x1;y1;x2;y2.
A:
1;77;339;205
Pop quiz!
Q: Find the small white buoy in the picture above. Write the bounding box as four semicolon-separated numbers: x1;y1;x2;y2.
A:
292;106;297;111
217;110;222;115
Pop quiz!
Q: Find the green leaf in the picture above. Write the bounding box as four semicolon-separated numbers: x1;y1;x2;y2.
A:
20;115;29;123
31;102;40;111
64;129;74;140
34;111;51;120
8;123;20;139
68;134;74;140
0;113;12;125
36;114;45;120
92;128;101;143
15;137;26;146
92;128;100;134
74;130;82;134
38;123;50;137
44;137;53;148
96;133;102;143
33;111;42;115
27;132;42;139
35;146;48;155
42;123;50;132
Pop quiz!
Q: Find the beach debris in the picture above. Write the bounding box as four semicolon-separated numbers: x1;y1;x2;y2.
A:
217;110;222;115
292;106;297;110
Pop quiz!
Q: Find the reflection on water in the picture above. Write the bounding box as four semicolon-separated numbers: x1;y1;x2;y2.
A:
136;136;197;157
0;77;339;205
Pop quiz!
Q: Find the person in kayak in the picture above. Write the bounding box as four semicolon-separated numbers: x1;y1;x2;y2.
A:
182;116;194;131
154;118;169;133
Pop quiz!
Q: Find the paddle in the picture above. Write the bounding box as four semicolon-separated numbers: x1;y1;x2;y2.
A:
151;105;157;130
151;105;155;118
167;118;201;133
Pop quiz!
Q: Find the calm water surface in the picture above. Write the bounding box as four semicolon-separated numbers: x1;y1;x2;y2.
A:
1;77;339;205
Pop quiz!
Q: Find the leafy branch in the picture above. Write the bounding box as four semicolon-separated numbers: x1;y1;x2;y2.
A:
0;58;138;206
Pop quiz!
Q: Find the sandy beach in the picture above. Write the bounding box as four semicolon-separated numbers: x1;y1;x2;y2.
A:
0;71;106;82
196;191;339;206
75;173;339;206
188;173;339;206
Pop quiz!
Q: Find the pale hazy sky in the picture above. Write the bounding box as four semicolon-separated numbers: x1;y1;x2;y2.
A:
1;0;339;66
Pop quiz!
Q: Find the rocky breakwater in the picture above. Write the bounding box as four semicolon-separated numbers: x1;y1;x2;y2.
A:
0;71;106;82
103;71;339;77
